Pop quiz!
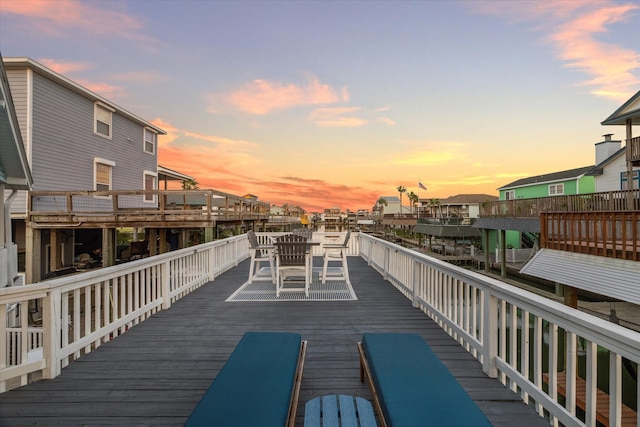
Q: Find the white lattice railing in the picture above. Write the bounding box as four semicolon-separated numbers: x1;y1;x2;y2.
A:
3;232;639;427
1;234;249;392
358;233;639;427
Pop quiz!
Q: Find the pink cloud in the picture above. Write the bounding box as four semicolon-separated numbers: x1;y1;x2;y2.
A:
1;0;154;45
218;77;348;115
38;58;90;74
469;1;640;101
310;107;368;127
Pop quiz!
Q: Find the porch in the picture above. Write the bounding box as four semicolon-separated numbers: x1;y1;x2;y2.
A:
1;233;638;426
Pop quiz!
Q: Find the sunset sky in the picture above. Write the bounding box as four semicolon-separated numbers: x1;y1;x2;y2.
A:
1;0;639;212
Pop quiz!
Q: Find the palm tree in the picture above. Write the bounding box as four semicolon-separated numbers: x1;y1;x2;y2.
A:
375;197;388;216
396;185;406;215
428;198;441;218
181;178;199;190
407;191;418;215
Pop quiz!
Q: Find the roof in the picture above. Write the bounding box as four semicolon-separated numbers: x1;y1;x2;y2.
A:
520;249;640;305
0;54;32;189
473;217;540;232
498;165;594;190
157;165;193;182
601;90;640;126
3;57;166;135
584;147;626;176
381;196;400;202
414;224;481;238
436;194;499;205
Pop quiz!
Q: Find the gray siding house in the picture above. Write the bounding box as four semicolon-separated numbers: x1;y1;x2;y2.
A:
0;55;33;287
3;57;165;278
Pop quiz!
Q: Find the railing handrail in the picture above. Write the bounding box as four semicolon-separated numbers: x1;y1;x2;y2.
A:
480;188;640;217
358;233;640;426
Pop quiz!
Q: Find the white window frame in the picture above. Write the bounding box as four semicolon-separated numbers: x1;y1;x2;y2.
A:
94;158;115;197
504;190;515;200
144;127;157;155
94;102;114;139
143;170;157;203
548;183;564;196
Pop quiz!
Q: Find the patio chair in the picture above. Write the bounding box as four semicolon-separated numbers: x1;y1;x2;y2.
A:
274;234;310;297
247;230;276;284
320;231;351;285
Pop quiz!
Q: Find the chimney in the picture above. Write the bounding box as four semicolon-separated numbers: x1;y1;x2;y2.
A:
595;134;621;165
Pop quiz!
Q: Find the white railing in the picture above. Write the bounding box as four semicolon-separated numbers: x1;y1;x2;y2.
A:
4;232;639;426
359;233;640;427
1;234;249;392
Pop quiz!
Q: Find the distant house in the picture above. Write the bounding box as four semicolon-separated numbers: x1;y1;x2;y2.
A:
585;134;639;191
0;54;33;287
432;194;498;219
601;90;640;180
498;166;595;201
379;196;404;215
3;57;166;277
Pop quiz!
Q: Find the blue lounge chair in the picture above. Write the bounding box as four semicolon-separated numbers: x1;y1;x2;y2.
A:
185;332;307;427
358;332;492;427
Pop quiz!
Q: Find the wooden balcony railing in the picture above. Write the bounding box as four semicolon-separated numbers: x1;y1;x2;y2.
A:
480;189;640;218
27;189;271;228
628;136;640;166
540;211;639;261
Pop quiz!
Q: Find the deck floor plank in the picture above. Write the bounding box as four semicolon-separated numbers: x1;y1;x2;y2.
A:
0;257;548;426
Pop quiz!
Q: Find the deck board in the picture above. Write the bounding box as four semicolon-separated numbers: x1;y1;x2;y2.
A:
0;257;548;426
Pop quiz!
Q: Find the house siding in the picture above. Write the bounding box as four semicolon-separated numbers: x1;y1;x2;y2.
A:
6;64;159;215
4;69;29;215
595;155;639;192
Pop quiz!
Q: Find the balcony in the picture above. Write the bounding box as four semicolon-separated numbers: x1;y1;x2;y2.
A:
479;189;640;261
1;233;638;426
27;189;271;229
629;136;640;166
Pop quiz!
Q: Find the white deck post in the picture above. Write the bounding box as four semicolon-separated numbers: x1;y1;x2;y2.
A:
481;290;498;378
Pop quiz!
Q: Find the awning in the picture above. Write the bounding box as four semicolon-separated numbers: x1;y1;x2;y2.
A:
520;249;640;304
413;224;480;238
473;217;540;232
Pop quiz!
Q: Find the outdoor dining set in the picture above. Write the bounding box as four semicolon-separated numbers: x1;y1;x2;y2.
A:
246;229;351;297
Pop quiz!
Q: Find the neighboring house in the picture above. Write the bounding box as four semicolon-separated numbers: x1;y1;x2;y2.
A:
434;194;498;219
601;90;640;185
3;57;165;277
0;54;33;287
585;134;639;191
498;165;595;201
379;196;403;215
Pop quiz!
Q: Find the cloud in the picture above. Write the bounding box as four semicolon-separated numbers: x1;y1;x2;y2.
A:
0;0;155;45
38;58;90;74
213;77;349;115
470;0;640;101
310;107;367;127
377;117;396;126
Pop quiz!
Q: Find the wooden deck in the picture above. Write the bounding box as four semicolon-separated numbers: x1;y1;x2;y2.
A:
0;258;548;426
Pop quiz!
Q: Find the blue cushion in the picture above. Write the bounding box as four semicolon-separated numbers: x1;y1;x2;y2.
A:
362;333;492;427
185;332;301;427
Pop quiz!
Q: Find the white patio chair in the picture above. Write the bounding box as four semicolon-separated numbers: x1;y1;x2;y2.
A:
274;234;310;297
321;231;351;285
247;230;275;284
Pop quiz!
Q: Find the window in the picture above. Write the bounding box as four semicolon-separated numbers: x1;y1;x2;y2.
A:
94;158;115;193
94;103;113;138
504;190;515;200
621;171;640;189
548;183;564;195
144;128;157;154
144;171;157;202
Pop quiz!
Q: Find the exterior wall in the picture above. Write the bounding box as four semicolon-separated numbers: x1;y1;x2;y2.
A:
595;155;640;192
4;69;29;215
6;66;158;215
499;177;595;200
